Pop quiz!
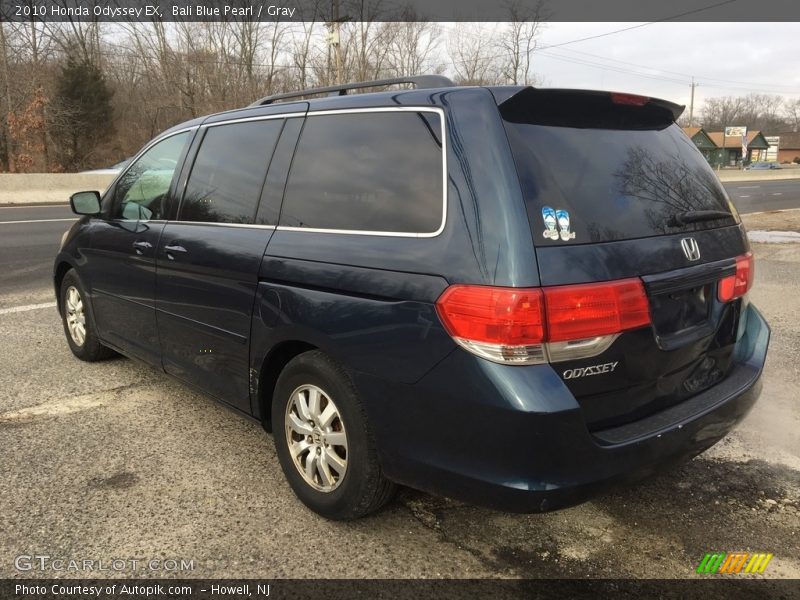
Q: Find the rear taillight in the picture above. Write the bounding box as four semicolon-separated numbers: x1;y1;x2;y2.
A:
435;286;546;364
718;252;754;302
544;279;651;342
435;278;651;365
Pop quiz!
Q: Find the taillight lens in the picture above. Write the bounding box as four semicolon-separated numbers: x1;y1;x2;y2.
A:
544;279;651;342
435;278;651;365
435;286;545;345
718;252;754;302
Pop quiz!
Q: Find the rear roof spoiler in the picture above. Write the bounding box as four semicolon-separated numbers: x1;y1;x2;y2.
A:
497;87;685;128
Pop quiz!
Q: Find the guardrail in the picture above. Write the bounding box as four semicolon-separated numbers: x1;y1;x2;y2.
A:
0;174;115;204
716;168;800;182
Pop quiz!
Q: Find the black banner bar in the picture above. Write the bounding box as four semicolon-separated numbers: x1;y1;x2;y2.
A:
2;579;796;600
1;0;800;23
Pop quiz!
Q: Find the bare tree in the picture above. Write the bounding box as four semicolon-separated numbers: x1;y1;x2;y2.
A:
700;96;748;130
702;93;788;132
0;22;14;171
384;13;443;77
44;2;104;67
741;94;784;132
337;0;393;83
447;23;500;86
496;0;547;85
785;98;800;132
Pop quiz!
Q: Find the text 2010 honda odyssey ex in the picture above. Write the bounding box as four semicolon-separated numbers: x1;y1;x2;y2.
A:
55;76;770;520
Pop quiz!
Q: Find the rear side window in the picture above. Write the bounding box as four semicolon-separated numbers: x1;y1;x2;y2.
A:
502;91;737;245
279;110;444;234
180;120;283;224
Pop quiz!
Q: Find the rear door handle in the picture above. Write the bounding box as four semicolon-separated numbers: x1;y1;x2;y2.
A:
164;243;188;259
132;240;152;254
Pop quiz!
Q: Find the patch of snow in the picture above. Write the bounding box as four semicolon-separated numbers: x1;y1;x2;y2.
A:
747;230;800;243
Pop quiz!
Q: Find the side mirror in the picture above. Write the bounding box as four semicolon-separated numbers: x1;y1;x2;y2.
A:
70;191;101;216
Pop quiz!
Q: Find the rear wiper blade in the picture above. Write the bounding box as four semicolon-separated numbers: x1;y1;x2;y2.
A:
668;210;733;227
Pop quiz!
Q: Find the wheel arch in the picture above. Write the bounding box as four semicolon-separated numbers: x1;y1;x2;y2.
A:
257;340;318;431
54;259;76;313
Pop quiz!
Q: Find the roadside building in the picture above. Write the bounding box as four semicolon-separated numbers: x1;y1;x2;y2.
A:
773;132;800;163
765;136;780;162
706;131;770;167
681;127;717;162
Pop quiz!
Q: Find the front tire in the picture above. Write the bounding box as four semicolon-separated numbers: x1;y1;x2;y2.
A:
59;269;115;362
272;350;396;520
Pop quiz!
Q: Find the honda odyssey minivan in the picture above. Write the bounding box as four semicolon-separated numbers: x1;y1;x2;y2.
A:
55;76;770;519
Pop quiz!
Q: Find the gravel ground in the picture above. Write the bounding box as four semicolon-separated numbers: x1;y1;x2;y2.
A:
742;208;800;232
0;227;798;581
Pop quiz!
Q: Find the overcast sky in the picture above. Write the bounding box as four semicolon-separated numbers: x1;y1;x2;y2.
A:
488;21;800;110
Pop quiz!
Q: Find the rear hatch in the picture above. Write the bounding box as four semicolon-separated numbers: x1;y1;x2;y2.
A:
498;88;752;431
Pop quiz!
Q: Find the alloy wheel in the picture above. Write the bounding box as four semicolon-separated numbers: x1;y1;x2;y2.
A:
285;384;348;492
65;286;86;346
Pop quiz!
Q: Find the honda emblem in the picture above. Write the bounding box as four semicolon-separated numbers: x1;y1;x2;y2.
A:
680;237;701;261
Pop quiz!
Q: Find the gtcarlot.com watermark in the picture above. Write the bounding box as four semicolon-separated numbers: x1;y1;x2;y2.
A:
15;554;195;573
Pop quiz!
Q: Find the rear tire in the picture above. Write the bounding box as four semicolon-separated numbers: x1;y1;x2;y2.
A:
59;269;116;362
272;350;396;520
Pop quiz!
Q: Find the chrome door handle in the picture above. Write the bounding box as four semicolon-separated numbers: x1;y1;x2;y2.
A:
132;240;152;254
164;243;187;260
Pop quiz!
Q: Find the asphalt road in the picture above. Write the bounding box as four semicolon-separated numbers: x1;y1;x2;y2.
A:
0;205;76;304
0;187;799;581
724;179;800;213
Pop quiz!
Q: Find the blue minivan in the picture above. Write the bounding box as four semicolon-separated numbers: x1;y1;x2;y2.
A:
55;77;769;519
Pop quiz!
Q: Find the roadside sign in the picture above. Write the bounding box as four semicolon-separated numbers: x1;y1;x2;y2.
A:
725;126;747;137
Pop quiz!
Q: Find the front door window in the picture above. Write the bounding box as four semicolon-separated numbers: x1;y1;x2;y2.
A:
112;131;190;222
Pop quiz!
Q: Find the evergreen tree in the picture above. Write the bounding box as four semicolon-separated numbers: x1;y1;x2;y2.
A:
55;55;113;169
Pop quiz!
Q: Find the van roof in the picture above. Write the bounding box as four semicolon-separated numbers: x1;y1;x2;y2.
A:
160;79;682;138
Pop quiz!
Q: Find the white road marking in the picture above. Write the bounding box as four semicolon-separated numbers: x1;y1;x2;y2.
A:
0;218;76;225
772;193;783;196
0;204;67;209
737;186;761;189
738;195;751;198
0;301;57;315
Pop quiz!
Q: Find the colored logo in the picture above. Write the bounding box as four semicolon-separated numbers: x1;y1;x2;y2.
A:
556;209;576;241
542;206;576;241
696;552;773;574
541;206;558;240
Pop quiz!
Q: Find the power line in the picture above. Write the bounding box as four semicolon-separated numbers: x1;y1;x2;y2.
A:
536;0;741;51
536;49;691;86
553;46;800;93
535;50;800;95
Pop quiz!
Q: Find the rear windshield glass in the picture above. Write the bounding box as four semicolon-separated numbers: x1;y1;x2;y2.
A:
503;120;738;245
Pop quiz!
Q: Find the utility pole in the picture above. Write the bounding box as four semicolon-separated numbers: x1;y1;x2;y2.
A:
689;77;697;127
334;0;342;84
324;0;343;85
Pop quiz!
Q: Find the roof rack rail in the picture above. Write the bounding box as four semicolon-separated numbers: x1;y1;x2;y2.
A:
248;75;456;107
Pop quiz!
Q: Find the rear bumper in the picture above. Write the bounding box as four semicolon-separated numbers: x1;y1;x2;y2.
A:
357;302;769;512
